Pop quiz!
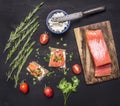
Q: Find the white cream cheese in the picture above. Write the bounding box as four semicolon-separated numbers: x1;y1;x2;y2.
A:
48;12;69;33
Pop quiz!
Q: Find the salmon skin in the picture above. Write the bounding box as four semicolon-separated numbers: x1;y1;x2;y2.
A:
86;29;111;77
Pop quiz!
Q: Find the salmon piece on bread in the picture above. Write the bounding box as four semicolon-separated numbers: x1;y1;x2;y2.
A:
27;61;49;81
49;47;66;68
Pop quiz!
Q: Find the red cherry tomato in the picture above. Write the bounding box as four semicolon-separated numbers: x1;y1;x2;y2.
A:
19;82;29;94
72;64;82;75
44;86;54;98
39;32;49;45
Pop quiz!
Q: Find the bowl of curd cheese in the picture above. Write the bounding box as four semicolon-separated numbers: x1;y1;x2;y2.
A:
46;9;71;34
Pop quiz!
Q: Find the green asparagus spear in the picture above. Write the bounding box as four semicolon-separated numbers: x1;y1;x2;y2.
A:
9;23;39;67
9;16;39;42
4;2;44;52
5;22;39;63
14;48;33;88
7;41;35;81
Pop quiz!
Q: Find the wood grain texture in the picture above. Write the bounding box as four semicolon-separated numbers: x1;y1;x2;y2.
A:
74;21;120;84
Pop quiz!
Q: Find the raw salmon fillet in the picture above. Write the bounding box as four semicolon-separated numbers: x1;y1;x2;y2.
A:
86;29;111;67
86;29;111;77
95;64;111;77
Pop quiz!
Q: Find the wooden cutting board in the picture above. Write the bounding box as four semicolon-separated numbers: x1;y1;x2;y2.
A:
74;21;120;85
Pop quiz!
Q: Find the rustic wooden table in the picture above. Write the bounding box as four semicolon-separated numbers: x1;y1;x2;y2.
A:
0;0;120;106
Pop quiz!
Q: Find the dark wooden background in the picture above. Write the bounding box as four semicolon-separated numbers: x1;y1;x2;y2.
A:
0;0;120;106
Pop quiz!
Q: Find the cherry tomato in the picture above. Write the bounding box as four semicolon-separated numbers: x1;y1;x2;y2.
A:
39;32;49;45
72;64;82;75
44;86;54;98
19;82;29;94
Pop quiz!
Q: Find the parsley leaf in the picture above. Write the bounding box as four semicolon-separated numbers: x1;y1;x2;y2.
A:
57;76;80;106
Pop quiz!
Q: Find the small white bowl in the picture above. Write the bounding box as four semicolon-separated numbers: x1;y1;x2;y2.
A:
46;9;71;34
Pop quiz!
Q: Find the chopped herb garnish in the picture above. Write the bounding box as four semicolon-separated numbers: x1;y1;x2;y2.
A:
66;68;70;71
54;56;59;62
36;51;40;55
46;71;55;77
66;52;68;55
48;46;52;50
63;70;67;75
69;52;73;61
33;81;37;85
33;78;36;81
35;48;40;59
36;48;39;52
26;72;29;75
56;42;60;45
60;37;63;41
35;55;37;57
43;53;50;62
58;68;69;75
63;43;67;47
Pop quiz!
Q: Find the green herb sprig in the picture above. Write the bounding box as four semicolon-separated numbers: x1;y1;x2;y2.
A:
14;47;33;88
57;76;80;106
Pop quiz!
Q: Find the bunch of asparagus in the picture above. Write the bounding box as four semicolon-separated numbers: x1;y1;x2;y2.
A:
5;2;44;88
